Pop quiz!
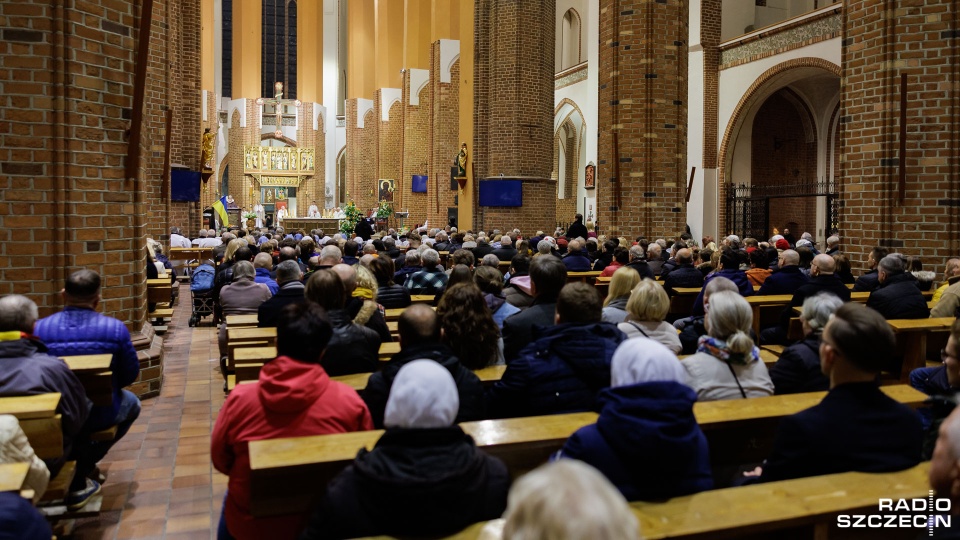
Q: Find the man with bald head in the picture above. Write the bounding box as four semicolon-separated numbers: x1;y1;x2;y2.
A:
867;253;930;319
662;248;704;296
757;249;809;296
761;254;850;345
360;304;483;428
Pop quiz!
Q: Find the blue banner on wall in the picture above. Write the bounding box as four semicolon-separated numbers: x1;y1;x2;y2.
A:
412;175;428;193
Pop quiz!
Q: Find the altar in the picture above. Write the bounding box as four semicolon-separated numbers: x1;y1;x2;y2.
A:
281;217;341;234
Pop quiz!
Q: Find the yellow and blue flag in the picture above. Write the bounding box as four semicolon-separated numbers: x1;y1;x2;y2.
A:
212;195;229;227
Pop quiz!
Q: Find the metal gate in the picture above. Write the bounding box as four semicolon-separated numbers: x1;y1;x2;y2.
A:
726;181;840;240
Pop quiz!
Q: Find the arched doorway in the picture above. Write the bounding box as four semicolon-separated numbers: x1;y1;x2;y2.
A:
336;148;346;207
720;60;841;242
554;99;587;224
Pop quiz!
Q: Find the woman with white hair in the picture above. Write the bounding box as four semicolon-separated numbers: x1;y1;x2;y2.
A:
769;292;843;394
557;338;712;500
485;460;640;540
301;360;510;539
617;279;683;354
682;291;774;401
218;261;273;376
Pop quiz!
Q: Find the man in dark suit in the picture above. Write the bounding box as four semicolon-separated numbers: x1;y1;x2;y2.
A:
754;302;922;482
866;253;930;319
757;249;809;296
853;246;889;292
258;261;305;327
565;213;588;241
472;237;494;258
624;245;655;280
760;254;850;345
662;248;704;296
502;256;567;361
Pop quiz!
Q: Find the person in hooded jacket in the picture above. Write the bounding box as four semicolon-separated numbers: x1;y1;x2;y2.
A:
487;282;627;418
300;360;510;540
557;338;712;500
362;305;484;428
474;266;521;329
690;248;754;316
304;270;381;376
212;302;373;540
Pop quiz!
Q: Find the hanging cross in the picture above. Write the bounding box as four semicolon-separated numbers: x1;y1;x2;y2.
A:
256;81;301;138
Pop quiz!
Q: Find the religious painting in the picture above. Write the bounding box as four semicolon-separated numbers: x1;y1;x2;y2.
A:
264;189;274;203
379;179;395;202
275;187;288;200
585;162;596;190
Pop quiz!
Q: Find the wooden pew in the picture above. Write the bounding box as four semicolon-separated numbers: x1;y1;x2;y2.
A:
890;317;955;382
668;287;701;317
225;314;260;329
0;462;28;493
566;271;602;284
385;306;435;322
226;328;277;371
0;394;62;460
234;347;277;383
247;385;926;518
331;365;508;391
415;463;932;540
410;295;435;305
60;355;113;407
378;342;401;361
745;294;793;338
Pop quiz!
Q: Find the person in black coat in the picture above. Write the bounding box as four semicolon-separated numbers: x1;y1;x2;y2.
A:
753;302;922;483
488;282;627;418
760;254;851;345
502;256;567;361
301;360;509;540
757;249;809;296
362;305;484;428
769;292;843;394
565;213;589;240
304;270;380;376
257;261;306;327
853;246;889;292
492;236;518;262
662;248;704;296
624;245;655;281
866;254;930;319
353;217;374;241
368;256;411;310
472;238;494;258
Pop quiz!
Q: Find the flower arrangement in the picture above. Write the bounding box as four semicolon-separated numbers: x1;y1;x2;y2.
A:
242;211;257;220
375;200;393;219
340;201;362;235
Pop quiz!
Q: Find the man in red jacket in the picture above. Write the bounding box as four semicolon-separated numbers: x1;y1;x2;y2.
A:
212;302;373;540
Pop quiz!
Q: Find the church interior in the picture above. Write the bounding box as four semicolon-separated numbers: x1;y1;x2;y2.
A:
1;0;960;538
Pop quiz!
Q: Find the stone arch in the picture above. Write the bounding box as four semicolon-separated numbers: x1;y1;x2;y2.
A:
260;133;297;147
554;98;586;220
717;57;841;233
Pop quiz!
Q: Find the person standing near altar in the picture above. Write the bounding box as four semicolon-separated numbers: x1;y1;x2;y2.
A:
276;204;288;226
253;199;265;228
308;201;320;218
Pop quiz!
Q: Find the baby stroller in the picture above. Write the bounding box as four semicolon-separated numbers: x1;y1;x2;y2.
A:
188;263;217;327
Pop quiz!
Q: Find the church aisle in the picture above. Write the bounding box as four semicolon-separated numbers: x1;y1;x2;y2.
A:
72;303;227;540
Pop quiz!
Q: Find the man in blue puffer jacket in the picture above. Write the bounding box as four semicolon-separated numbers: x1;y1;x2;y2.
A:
34;269;141;509
486;282;627;418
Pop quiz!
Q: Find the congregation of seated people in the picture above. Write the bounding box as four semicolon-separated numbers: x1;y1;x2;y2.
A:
7;219;960;539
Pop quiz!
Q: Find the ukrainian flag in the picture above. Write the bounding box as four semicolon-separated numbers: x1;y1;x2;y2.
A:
212;195;229;227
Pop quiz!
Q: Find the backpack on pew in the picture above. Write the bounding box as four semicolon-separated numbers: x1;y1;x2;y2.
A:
191;264;216;292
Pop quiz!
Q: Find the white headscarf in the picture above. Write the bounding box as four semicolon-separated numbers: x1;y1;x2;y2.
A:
384;359;459;429
611;337;687;388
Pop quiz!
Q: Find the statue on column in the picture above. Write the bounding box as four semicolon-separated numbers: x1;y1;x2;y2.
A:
201;128;215;171
456;142;468;178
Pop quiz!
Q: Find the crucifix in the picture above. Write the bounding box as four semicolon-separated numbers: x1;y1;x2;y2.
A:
256;81;301;138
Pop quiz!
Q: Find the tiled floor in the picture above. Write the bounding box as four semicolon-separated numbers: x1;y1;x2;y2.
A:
70;301;227;540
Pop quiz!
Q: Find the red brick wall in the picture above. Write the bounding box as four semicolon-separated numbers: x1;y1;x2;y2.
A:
401;71;432;227
357;109;378;213
379;99;403;224
474;0;557;235
598;0;688;240
431;48;459;228
841;0;960;272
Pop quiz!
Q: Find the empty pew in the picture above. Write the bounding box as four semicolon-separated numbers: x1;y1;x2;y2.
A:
890;317;955;382
246;385;926;518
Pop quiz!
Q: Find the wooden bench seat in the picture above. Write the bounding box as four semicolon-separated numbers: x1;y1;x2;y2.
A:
0;462;29;493
890;317;955;381
331;365;508;391
146;279;173;304
378;341;401;361
39;460;75;503
225;314;260;328
410;295;435;304
566;271;602;284
405;463;932;540
0;394;62;460
247;385;925;518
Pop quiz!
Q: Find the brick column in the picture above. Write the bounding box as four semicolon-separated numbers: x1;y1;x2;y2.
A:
474;0;556;235
598;0;689;239
841;0;960;271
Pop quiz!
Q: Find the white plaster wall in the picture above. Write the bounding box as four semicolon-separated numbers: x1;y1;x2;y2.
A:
323;0;339;207
686;0;711;243
555;0;587;73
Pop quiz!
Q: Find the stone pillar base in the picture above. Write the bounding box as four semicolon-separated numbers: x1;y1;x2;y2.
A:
129;322;164;399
